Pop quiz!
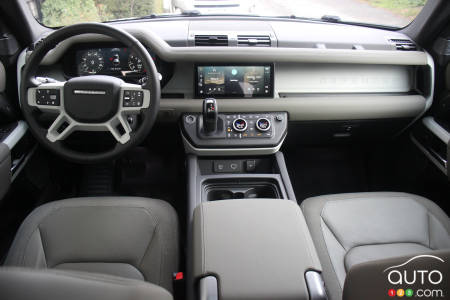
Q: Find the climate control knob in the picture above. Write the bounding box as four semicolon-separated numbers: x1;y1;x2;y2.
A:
232;118;248;132
256;118;271;132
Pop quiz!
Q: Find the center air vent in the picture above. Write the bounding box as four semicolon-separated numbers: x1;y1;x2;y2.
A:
195;35;228;46
237;35;271;47
390;39;417;51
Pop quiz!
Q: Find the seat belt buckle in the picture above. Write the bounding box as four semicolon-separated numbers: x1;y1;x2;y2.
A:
173;272;184;298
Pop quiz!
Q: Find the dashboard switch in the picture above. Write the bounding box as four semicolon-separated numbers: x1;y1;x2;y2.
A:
256;118;271;132
214;160;242;173
246;160;256;172
232;118;247;132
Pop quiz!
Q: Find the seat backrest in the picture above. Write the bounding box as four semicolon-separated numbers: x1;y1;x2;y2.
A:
4;197;179;292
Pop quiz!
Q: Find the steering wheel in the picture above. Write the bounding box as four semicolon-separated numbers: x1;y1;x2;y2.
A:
20;23;160;164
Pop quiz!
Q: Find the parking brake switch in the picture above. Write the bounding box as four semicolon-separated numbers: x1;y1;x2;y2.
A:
203;98;218;133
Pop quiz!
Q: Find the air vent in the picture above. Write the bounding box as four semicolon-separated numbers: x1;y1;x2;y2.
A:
195;35;228;46
238;35;271;47
390;39;417;51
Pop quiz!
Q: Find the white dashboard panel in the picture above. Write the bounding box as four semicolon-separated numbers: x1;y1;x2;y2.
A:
275;63;412;94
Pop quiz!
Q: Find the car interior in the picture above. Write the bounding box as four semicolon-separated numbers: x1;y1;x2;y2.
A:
0;0;449;299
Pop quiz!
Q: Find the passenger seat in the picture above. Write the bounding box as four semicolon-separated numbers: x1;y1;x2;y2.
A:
301;192;450;300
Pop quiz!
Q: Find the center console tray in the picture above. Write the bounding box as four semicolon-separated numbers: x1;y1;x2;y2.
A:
203;178;282;201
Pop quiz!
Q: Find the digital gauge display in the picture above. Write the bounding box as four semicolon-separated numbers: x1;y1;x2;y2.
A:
76;47;145;76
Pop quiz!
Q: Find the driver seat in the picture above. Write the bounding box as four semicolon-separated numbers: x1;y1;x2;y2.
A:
3;197;179;293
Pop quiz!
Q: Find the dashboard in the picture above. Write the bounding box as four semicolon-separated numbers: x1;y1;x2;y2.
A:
28;18;433;126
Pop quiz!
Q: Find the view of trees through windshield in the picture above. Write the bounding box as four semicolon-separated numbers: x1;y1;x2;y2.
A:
26;0;427;28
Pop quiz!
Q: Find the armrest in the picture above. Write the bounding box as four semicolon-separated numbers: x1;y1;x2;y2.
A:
192;199;323;300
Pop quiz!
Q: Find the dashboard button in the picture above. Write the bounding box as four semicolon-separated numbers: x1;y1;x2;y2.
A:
246;160;256;172
185;115;196;124
256;118;271;132
214;160;242;173
232;118;247;132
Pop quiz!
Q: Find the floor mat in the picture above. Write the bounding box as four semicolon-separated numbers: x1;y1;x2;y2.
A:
283;145;369;202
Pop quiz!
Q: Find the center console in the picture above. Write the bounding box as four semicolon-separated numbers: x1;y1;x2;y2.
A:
185;151;329;300
183;93;326;299
181;98;288;155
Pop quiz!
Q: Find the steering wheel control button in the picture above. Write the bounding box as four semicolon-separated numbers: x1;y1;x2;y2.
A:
232;118;247;132
256;118;271;132
36;89;60;106
123;90;143;107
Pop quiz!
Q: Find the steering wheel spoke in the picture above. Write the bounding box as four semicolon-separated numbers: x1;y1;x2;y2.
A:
46;113;75;142
27;82;65;112
107;115;132;144
120;83;151;113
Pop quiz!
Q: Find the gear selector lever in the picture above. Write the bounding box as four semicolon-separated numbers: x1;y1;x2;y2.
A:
203;98;218;133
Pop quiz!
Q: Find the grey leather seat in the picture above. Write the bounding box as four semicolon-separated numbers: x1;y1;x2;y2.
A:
4;197;179;293
0;268;173;300
301;192;450;300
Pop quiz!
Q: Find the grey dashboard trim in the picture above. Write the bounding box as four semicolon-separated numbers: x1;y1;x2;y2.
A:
404;52;435;127
411;116;449;175
162;95;426;121
422;116;450;144
3;121;28;150
182;133;284;156
37;32;429;65
411;134;447;175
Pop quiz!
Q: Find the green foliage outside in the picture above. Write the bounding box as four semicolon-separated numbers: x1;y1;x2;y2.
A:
364;0;427;18
40;0;164;27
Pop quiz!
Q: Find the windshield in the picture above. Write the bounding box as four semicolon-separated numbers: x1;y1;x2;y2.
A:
26;0;427;28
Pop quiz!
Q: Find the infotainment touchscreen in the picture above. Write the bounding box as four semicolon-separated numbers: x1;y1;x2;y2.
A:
195;65;273;98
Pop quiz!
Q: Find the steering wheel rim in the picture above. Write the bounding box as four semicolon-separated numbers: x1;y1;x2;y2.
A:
20;23;160;164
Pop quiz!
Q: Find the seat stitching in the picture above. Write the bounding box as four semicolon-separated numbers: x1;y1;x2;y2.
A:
319;216;346;289
344;242;432;272
138;221;158;281
37;227;48;268
320;209;346;251
18;205;60;266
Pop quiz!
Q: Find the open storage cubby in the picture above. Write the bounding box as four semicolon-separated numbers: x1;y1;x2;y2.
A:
203;178;282;201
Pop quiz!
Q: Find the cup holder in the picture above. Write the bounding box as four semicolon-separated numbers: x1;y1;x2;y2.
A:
204;179;281;201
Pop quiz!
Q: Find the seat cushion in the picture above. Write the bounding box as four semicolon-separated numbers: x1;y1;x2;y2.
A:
301;192;450;300
4;197;179;292
0;267;173;300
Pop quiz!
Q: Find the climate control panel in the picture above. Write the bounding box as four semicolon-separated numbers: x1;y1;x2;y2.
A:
181;112;288;151
226;114;277;139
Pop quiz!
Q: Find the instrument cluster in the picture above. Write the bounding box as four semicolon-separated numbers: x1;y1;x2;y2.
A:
63;43;173;86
